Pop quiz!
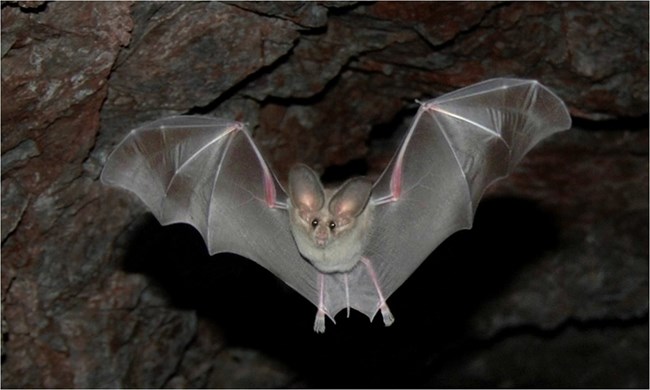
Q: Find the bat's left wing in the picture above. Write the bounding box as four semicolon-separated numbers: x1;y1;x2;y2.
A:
101;116;322;313
342;78;572;322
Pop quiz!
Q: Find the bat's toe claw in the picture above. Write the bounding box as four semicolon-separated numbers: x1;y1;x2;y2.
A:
313;310;326;333
380;304;395;327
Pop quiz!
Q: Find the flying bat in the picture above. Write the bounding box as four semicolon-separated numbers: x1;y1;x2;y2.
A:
101;78;572;332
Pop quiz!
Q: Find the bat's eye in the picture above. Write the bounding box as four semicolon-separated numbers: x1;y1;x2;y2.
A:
328;221;336;230
311;218;319;227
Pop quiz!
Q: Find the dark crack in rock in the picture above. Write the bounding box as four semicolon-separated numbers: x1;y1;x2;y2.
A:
104;2;300;118
226;1;330;29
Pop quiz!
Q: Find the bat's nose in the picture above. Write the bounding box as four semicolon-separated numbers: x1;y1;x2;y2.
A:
316;238;327;247
315;228;328;247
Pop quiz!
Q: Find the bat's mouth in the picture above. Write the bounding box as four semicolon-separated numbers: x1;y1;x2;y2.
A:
315;238;328;247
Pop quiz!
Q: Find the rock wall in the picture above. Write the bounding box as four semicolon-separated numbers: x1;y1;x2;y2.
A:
2;1;647;387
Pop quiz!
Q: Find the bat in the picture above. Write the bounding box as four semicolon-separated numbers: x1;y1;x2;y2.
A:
101;78;572;332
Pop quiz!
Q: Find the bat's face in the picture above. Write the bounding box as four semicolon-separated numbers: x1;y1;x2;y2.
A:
288;164;373;273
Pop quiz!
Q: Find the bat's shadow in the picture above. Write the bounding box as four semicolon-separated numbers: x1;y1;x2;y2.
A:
121;196;558;388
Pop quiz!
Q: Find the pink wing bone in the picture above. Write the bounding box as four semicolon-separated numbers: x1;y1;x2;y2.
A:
224;122;285;209
247;127;283;209
372;109;429;205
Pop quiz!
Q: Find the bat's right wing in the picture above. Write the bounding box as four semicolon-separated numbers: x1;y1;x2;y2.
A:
348;78;572;322
101;116;320;309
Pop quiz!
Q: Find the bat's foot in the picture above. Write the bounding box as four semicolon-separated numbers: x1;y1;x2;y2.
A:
380;303;395;327
313;309;326;333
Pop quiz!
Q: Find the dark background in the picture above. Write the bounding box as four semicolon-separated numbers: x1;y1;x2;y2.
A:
2;1;648;387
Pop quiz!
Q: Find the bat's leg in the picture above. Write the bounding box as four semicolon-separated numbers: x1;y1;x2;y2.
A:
314;273;327;333
344;273;350;318
361;257;395;326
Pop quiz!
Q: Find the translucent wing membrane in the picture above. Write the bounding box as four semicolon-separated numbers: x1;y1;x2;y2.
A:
364;78;571;319
102;78;572;329
101;116;320;313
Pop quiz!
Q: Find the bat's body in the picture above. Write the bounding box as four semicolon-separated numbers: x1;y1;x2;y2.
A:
102;78;572;332
288;164;374;273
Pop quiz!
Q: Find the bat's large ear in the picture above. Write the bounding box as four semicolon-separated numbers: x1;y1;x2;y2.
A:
288;164;325;212
329;177;372;221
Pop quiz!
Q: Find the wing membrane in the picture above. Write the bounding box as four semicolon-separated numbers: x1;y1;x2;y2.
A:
101;116;320;312
102;78;572;327
360;78;571;320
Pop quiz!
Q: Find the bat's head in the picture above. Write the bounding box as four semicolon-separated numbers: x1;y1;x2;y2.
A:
288;164;373;273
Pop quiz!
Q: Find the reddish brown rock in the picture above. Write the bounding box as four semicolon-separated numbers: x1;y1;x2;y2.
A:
1;2;647;388
104;2;300;118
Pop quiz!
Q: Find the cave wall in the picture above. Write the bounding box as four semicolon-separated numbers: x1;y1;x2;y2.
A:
1;1;648;388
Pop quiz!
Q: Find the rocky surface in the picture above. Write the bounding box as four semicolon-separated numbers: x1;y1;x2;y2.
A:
2;1;647;388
